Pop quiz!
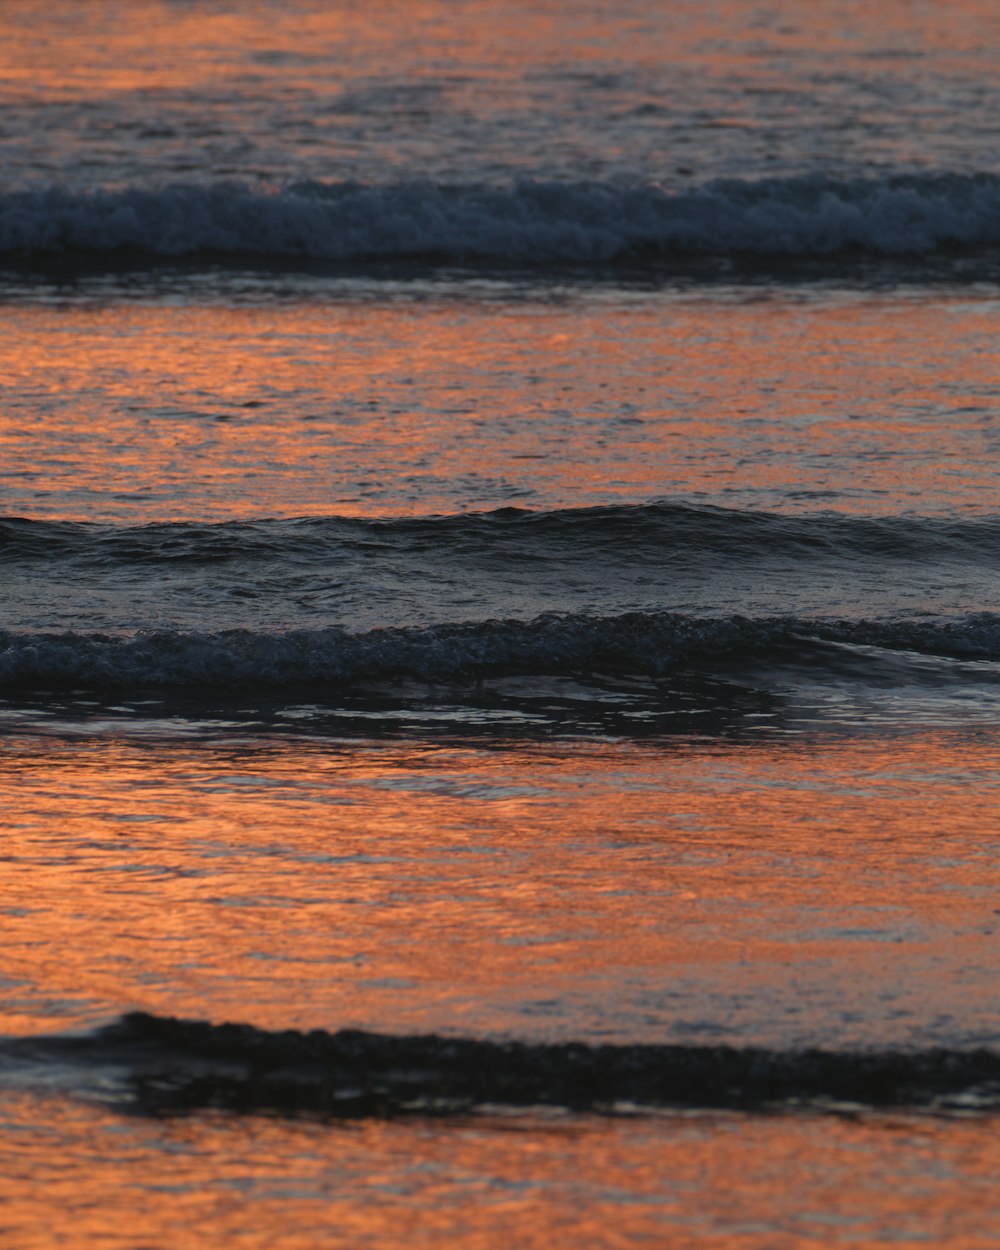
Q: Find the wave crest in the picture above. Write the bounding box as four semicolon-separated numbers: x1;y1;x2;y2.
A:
3;173;1000;262
7;1012;1000;1116
2;612;999;691
3;504;1000;567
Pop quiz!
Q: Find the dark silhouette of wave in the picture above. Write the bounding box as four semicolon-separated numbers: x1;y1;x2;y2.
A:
5;1013;1000;1117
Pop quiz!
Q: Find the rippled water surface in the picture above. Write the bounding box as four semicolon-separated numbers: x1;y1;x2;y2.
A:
4;1096;1000;1249
2;280;1000;522
2;727;1000;1046
4;0;999;187
4;0;1000;1246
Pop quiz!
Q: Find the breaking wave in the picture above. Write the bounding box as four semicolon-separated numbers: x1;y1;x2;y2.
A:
2;611;999;691
2;173;1000;263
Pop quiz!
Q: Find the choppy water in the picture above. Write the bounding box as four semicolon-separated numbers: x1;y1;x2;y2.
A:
3;1;1000;1246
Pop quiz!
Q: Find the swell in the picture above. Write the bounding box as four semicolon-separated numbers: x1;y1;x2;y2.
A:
3;503;1000;568
2;172;1000;263
2;613;999;691
5;1012;1000;1116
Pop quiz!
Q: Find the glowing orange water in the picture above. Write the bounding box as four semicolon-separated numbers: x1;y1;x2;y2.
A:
1;292;998;521
2;0;997;103
2;730;998;1046
2;3;1000;1244
1;1092;1000;1248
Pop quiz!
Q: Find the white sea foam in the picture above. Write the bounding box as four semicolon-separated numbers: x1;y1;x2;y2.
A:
2;174;999;261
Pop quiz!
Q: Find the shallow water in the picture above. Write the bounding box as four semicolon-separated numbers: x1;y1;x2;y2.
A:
3;0;1000;1245
4;1096;1000;1250
1;280;1000;523
2;726;1000;1048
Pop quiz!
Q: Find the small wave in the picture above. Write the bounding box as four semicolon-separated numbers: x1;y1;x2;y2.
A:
2;173;1000;263
5;1012;999;1116
2;612;999;692
3;504;1000;568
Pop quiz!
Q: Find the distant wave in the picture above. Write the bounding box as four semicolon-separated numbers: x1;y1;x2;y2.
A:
2;611;999;691
2;173;1000;263
5;1012;1000;1115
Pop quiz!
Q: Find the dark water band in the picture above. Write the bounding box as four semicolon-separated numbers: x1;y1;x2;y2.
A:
5;504;1000;566
3;612;1000;693
4;1013;1000;1118
3;174;1000;263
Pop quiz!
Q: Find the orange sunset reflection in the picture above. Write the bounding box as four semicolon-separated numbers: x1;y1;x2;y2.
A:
3;0;1000;1245
2;730;998;1046
2;1091;1000;1248
1;291;998;521
2;0;997;104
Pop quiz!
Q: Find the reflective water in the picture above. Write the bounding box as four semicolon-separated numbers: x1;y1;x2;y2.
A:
2;279;1000;522
3;0;1000;186
4;0;1000;1244
3;726;999;1048
3;1095;1000;1249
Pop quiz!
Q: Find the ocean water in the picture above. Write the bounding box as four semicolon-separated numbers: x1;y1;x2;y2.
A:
2;1;1000;1245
